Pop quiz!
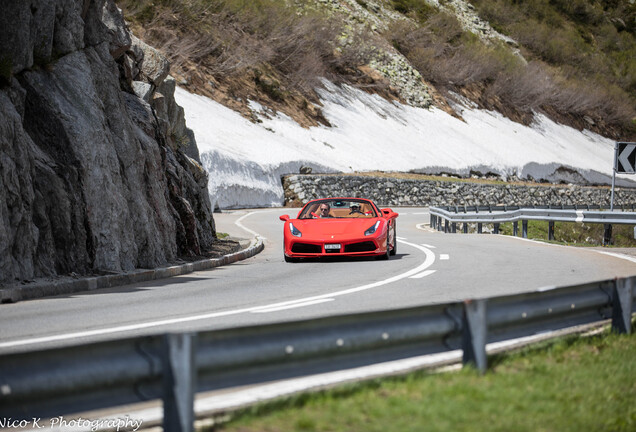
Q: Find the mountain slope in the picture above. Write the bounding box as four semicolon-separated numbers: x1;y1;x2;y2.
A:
119;0;636;139
116;0;636;208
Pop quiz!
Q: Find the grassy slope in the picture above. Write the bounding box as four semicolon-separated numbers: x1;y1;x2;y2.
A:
388;0;636;138
210;328;635;432
498;220;636;247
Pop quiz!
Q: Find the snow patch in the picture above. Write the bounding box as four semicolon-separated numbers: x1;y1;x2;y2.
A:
174;82;631;209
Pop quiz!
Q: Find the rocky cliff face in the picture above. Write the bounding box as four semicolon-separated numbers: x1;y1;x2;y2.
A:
0;0;216;285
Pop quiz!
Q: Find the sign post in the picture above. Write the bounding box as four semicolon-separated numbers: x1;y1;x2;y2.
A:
612;142;636;211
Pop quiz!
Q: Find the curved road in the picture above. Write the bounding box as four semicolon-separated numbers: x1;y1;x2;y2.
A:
1;207;634;354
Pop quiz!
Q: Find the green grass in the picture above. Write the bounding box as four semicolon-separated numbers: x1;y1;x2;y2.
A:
497;220;636;247
207;327;636;432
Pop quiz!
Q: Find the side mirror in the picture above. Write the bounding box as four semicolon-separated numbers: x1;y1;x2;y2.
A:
279;215;290;222
381;208;399;219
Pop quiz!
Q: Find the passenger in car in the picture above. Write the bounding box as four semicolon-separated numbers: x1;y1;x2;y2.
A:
349;202;364;215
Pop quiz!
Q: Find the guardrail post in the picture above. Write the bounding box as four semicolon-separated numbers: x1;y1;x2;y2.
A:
477;223;482;234
612;278;633;334
463;223;468;234
451;222;457;233
513;221;518;237
493;223;499;234
462;299;487;373
548;221;555;241
163;333;197;432
430;215;436;228
444;220;449;233
603;224;613;246
522;220;528;238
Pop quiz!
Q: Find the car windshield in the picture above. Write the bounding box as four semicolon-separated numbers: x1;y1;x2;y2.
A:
298;199;377;219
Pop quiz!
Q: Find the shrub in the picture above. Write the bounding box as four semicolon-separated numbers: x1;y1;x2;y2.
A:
390;0;437;22
119;0;375;98
388;12;519;88
471;0;636;131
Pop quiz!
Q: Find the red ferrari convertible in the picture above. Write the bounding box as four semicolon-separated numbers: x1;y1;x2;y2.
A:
279;198;398;262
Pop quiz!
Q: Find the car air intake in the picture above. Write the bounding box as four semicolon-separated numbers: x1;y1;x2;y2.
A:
291;243;322;253
344;241;376;253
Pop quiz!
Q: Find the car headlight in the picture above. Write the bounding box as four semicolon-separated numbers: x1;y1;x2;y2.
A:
289;222;302;237
365;221;381;236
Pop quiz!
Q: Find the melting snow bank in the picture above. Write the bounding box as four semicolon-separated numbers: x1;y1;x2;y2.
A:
201;150;335;209
175;82;632;209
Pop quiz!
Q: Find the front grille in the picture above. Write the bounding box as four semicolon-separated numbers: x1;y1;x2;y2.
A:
344;241;376;253
291;243;322;254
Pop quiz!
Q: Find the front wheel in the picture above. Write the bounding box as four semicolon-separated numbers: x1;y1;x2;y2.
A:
284;254;298;263
377;235;390;260
390;225;397;256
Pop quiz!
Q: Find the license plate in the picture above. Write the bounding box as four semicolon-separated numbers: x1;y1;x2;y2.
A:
325;244;341;250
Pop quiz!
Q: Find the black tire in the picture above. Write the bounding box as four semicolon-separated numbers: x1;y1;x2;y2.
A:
377;235;390;260
390;225;397;256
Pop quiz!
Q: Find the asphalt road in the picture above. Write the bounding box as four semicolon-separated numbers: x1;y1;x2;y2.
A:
1;207;635;355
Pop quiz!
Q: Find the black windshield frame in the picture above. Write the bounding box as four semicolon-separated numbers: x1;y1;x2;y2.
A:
298;199;378;219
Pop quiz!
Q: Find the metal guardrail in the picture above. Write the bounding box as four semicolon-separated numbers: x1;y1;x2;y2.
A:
0;276;634;431
429;205;636;243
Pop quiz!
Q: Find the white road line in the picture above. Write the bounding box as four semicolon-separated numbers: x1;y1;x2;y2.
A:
439;254;450;260
594;250;636;264
235;211;267;239
421;243;436;249
0;308;258;349
251;298;335;313
409;270;436;279
503;234;636;265
0;240;437;350
416;223;435;231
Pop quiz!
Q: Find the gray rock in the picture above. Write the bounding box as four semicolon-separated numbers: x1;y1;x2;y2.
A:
134;38;169;86
0;0;216;285
283;174;636;209
132;80;153;102
54;0;85;56
101;0;132;60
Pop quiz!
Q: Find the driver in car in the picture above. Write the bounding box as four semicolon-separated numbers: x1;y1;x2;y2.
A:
349;202;364;215
318;203;332;218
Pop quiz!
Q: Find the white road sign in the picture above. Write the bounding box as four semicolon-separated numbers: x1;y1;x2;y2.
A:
615;142;636;174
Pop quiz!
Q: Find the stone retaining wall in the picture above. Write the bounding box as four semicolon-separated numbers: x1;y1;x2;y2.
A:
283;175;636;208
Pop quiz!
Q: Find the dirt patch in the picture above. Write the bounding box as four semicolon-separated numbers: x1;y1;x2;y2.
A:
173;62;331;129
177;238;242;262
452;83;534;126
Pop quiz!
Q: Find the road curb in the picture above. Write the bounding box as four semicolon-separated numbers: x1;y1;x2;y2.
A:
0;238;264;304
